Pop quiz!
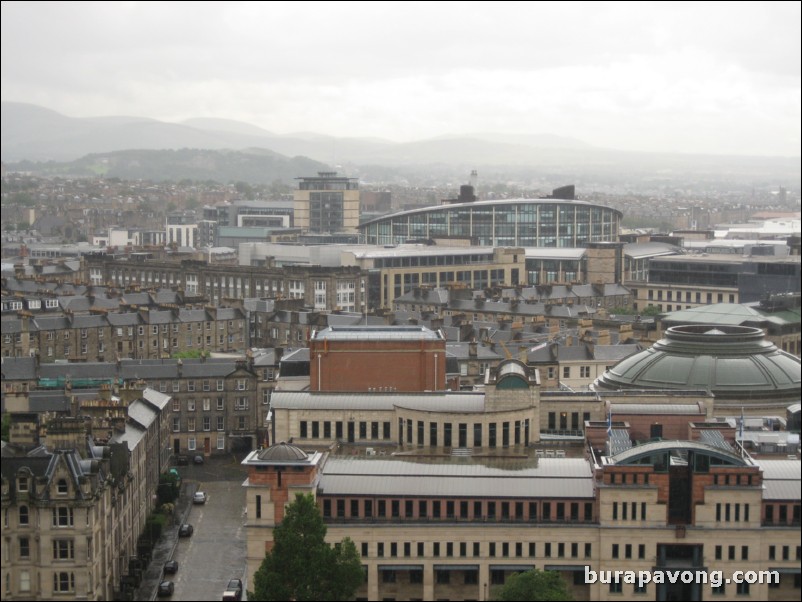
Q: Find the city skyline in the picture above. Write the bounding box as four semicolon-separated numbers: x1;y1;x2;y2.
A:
1;1;800;158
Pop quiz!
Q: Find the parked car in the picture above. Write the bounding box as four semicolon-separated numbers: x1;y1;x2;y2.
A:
222;578;243;601
193;454;205;464
163;560;179;574
157;580;175;597
178;524;194;537
193;491;207;504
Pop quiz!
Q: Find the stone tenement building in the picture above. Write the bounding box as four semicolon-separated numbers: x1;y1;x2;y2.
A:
2;305;246;362
1;355;275;457
1;388;171;601
83;253;367;313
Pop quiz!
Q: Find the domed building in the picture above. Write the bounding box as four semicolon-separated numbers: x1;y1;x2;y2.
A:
593;325;801;414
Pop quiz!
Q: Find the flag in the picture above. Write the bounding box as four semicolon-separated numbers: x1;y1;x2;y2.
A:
739;407;744;441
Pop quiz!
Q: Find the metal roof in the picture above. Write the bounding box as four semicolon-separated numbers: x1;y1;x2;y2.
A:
610;440;749;466
319;457;593;499
312;325;442;341
609;403;705;415
524;248;587;260
127;399;157;430
757;459;802;481
698;430;735;452
359;198;622;227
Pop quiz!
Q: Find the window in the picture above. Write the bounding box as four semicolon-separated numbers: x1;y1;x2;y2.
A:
172;417;180;432
736;583;750;595
19;570;31;593
217;379;225;391
188;380;196;392
19;505;29;525
237;379;247;391
609;581;623;594
19;537;30;559
52;507;74;527
580;366;591;378
203;416;211;431
53;539;74;560
53;572;75;593
217;397;225;410
217;416;224;431
187;417;196;432
188;437;196;451
436;570;450;584
235;397;248;410
18;477;29;493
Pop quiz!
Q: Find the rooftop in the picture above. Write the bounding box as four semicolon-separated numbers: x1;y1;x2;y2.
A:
312;325;443;342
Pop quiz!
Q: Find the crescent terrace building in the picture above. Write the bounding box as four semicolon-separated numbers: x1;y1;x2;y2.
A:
358;198;623;247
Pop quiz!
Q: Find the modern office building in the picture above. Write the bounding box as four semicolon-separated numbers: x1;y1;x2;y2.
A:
627;253;801;313
294;172;360;234
358;199;622;247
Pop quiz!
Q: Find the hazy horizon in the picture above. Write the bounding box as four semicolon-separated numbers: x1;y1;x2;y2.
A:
2;1;800;157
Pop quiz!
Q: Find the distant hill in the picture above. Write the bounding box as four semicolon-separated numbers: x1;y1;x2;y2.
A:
5;148;331;185
2;102;799;186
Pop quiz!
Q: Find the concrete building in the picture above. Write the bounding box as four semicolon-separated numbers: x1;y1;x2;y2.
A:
294;172;360;234
627;252;801;313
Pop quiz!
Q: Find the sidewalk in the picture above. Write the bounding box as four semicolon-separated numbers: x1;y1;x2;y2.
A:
133;480;198;601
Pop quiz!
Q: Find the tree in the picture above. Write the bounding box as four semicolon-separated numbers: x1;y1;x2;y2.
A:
250;493;363;601
493;569;573;601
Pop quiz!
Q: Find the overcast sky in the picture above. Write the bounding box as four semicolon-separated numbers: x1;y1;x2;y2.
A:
2;1;800;156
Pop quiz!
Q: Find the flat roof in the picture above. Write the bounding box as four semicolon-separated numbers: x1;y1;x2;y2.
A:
271;391;484;413
312;325;442;341
318;456;594;499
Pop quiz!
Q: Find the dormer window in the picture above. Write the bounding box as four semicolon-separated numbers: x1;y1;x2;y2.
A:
18;477;29;493
57;479;68;495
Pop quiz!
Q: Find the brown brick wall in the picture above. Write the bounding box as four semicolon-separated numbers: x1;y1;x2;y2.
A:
310;339;446;392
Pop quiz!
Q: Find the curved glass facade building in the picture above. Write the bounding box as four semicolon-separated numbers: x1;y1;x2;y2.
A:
359;199;622;247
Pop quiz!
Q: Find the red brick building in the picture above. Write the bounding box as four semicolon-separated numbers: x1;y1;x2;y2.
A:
309;326;446;392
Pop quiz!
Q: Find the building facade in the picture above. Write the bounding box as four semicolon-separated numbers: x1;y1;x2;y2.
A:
358;199;622;247
294;172;360;234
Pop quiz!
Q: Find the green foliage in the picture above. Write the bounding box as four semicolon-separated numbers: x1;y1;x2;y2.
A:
493;569;573;601
250;493;363;601
157;473;180;505
144;512;167;542
1;413;10;440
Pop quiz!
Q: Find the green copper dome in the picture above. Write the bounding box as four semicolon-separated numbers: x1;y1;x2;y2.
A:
593;325;801;403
